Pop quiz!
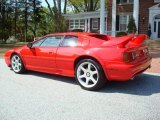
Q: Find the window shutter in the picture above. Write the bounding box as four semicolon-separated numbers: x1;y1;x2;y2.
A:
116;15;120;31
117;0;120;4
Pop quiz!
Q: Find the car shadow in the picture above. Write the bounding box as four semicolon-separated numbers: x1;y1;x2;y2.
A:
24;71;77;85
99;73;160;96
24;71;160;96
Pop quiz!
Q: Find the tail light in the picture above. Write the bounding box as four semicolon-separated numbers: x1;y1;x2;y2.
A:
123;48;149;62
143;48;149;55
123;52;136;62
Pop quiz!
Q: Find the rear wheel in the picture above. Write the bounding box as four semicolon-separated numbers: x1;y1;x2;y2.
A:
75;59;107;91
11;54;25;74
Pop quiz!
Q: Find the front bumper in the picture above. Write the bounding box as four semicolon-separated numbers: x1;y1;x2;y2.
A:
104;57;152;81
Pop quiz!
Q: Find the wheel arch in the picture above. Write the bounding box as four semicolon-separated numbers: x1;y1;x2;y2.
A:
74;55;100;69
10;52;26;68
74;55;109;80
10;52;19;60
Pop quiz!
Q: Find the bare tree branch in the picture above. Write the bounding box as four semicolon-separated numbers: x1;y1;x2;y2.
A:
44;0;54;18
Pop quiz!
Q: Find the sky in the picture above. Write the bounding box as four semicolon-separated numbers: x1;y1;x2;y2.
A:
41;0;53;7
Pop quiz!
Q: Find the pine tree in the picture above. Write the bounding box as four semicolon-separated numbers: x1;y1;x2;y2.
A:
127;17;137;34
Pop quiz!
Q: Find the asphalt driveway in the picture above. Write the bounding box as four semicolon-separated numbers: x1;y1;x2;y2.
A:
0;59;160;120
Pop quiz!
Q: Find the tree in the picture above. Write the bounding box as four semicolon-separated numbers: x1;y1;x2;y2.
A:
0;0;69;43
14;0;42;41
68;0;100;12
127;17;137;34
44;0;68;32
28;0;42;39
0;0;15;43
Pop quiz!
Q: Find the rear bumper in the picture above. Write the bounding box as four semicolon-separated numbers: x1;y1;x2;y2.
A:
104;57;152;81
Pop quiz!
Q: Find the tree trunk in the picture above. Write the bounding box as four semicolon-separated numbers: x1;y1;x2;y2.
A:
24;0;28;42
63;0;67;14
33;0;36;39
45;0;54;18
15;0;17;38
57;0;61;15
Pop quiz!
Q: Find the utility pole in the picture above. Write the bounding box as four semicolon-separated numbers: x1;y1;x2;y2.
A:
100;0;105;34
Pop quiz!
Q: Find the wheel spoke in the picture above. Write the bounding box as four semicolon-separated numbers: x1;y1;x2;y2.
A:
80;66;86;72
85;78;90;85
18;63;21;67
90;77;97;84
91;70;98;75
79;74;85;79
88;63;91;71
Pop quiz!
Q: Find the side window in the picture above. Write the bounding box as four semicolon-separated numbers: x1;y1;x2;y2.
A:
32;38;46;47
40;36;63;47
61;36;78;47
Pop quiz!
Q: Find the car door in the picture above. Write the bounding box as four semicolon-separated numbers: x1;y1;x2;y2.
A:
24;35;64;73
56;35;80;76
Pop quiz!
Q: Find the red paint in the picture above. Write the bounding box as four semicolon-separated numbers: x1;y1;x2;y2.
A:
4;32;152;81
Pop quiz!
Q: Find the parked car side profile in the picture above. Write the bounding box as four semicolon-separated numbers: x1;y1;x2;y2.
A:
4;32;152;90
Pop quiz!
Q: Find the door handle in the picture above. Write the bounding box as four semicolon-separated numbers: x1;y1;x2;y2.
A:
49;52;53;54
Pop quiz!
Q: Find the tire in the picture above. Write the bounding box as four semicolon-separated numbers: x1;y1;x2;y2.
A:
11;54;25;74
75;59;107;91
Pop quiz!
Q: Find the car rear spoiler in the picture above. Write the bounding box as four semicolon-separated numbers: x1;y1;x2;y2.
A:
102;34;148;48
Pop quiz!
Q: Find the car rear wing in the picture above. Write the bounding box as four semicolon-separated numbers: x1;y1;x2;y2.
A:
102;34;148;48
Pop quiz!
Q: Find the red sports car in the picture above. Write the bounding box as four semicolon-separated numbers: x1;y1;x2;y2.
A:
4;32;152;90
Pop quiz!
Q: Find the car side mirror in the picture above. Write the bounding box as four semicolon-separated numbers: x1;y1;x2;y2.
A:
27;42;33;48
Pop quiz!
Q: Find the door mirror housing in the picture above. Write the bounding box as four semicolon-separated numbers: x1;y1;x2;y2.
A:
27;42;33;48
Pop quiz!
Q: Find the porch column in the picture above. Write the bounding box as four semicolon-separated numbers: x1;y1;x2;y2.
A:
88;18;91;32
100;0;105;34
85;19;88;32
133;0;139;33
112;0;116;36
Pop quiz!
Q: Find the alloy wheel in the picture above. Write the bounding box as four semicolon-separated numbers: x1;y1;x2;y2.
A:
11;55;22;73
77;62;99;88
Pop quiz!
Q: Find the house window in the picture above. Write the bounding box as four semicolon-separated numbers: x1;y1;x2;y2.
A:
119;0;133;4
92;18;99;30
119;14;132;31
80;20;85;29
69;19;85;30
69;20;74;29
120;15;127;31
154;21;157;32
75;20;79;29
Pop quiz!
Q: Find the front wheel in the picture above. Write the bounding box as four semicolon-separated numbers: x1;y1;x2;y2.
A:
11;54;25;74
75;59;107;91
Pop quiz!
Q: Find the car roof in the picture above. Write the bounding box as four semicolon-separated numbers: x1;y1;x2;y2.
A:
47;32;96;37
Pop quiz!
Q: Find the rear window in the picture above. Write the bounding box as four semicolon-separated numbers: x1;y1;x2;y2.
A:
89;34;109;41
61;36;78;47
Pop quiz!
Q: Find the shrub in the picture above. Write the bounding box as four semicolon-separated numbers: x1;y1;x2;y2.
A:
116;32;127;37
71;29;84;32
